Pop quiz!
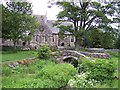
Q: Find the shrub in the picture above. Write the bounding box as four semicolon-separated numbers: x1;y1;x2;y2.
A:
37;45;51;59
67;72;99;88
78;59;116;83
50;46;58;52
2;60;58;88
36;63;77;88
32;59;56;70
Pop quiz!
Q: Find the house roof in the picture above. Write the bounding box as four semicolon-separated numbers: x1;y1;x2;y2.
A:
47;20;59;34
47;20;72;34
34;14;72;35
34;15;52;35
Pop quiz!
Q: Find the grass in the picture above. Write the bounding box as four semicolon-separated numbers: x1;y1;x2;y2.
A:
2;57;118;88
1;50;119;88
1;50;38;62
2;59;76;88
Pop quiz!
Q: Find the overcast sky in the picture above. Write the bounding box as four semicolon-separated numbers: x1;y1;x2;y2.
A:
2;0;119;28
31;0;61;20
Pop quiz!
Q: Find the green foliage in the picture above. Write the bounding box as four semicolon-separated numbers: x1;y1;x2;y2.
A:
22;35;32;45
100;33;115;48
115;34;120;49
54;1;119;48
78;59;116;83
2;55;118;88
2;66;12;76
37;45;51;59
58;25;73;38
87;29;103;48
49;46;58;52
2;60;55;76
86;29;115;48
2;46;17;51
2;2;39;48
2;60;77;88
31;59;56;70
68;72;99;88
37;63;77;88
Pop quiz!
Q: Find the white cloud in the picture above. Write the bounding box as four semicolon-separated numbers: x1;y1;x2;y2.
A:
31;0;48;15
31;0;61;20
47;5;62;20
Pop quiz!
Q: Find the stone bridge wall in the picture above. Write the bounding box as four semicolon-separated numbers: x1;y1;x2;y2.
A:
62;50;87;58
81;52;110;59
54;50;110;64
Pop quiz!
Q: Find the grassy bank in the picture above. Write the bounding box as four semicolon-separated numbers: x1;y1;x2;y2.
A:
1;50;37;62
1;50;119;88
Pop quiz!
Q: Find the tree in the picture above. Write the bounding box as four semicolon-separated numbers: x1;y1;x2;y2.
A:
2;1;39;49
52;1;119;49
0;4;2;38
115;34;120;49
86;28;115;48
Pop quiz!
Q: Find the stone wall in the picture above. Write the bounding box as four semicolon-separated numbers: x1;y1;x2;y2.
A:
81;52;110;59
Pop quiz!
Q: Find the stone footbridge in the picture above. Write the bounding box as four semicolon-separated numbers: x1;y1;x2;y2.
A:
53;50;88;67
52;50;110;67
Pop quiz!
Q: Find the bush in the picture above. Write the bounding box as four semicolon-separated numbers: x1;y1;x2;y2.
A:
37;45;51;59
50;46;58;52
67;72;99;88
36;63;77;88
78;59;116;83
2;60;57;88
32;59;56;70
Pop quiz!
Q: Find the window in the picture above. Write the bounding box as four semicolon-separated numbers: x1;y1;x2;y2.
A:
71;38;74;42
53;36;54;42
61;42;64;46
36;36;39;42
39;26;44;32
23;42;26;46
45;36;47;42
2;39;5;43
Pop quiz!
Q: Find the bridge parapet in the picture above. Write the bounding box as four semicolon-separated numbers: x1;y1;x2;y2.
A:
62;50;87;58
53;50;88;63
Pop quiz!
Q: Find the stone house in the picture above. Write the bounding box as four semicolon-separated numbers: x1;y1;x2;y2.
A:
30;15;75;48
1;14;75;49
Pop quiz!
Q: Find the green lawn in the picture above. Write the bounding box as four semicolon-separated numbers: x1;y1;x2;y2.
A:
1;50;119;88
1;50;38;62
2;57;118;88
2;59;77;88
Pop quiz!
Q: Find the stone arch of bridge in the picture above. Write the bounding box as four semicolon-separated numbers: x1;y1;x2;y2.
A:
55;50;88;67
62;56;79;67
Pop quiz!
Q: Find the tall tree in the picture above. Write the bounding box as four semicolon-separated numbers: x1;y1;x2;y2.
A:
52;1;119;49
0;4;2;38
115;34;120;49
2;1;39;49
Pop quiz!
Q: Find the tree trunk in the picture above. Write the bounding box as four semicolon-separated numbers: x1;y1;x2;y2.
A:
75;37;80;50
